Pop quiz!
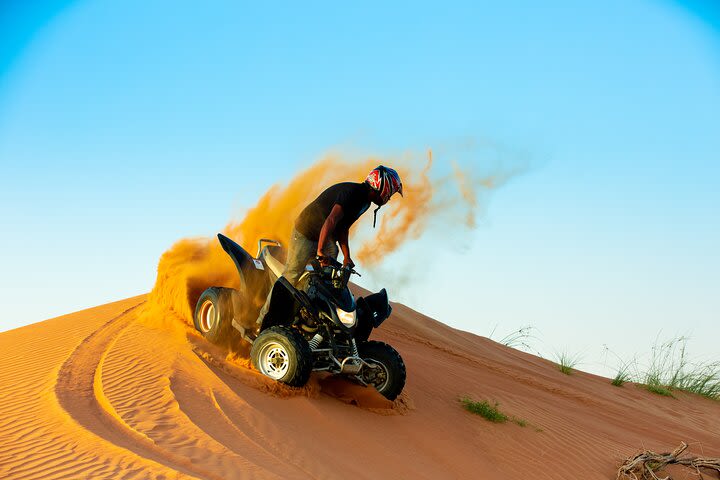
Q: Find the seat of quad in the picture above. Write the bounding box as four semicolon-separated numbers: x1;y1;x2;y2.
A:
262;248;285;278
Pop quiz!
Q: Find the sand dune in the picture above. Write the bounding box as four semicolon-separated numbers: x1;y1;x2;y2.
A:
1;293;718;479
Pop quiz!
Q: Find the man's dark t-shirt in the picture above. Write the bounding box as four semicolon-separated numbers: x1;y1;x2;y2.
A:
295;182;371;241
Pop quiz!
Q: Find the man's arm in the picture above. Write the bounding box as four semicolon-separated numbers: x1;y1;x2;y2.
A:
317;204;344;261
336;227;352;267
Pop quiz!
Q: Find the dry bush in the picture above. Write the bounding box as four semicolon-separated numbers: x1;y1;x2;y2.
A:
617;442;720;480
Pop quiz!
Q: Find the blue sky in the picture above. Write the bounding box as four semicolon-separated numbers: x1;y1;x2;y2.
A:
0;0;718;375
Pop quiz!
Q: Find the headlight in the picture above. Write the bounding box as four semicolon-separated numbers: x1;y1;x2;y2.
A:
336;307;357;327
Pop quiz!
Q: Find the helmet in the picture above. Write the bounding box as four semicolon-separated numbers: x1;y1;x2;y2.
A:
365;165;403;204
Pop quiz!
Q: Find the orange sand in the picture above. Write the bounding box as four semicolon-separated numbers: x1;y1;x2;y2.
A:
1;292;719;479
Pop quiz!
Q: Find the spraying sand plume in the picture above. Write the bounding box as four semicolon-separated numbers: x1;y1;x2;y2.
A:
142;150;515;329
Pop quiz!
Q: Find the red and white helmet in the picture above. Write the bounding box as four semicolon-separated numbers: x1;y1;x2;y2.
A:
365;165;403;204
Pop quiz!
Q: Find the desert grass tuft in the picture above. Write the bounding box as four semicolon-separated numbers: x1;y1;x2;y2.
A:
644;382;674;397
641;336;720;400
554;350;582;375
499;325;536;351
612;362;633;387
489;324;538;354
606;336;720;400
460;397;508;423
511;417;527;427
612;371;629;387
677;364;720;399
602;345;634;387
460;397;532;428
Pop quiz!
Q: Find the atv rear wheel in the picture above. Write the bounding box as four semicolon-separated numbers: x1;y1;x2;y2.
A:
251;326;312;387
358;341;406;400
193;287;241;346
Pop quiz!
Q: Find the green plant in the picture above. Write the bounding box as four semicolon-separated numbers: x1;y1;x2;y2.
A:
604;337;719;399
554;350;582;375
645;383;674;397
459;397;531;428
512;418;527;427
612;360;635;387
602;345;635;387
677;363;720;399
460;397;508;423
612;369;630;387
640;336;720;400
501;326;536;350
489;324;538;353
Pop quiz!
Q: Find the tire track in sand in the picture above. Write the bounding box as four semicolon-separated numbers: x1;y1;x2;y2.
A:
54;303;219;480
0;298;176;480
99;317;282;479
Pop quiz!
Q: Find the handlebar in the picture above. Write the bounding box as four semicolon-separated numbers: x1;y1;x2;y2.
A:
313;255;361;277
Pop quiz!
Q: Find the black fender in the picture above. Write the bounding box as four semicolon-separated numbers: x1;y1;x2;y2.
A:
217;233;271;314
354;288;392;343
258;277;317;331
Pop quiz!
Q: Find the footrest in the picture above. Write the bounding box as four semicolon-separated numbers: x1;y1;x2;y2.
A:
232;319;256;344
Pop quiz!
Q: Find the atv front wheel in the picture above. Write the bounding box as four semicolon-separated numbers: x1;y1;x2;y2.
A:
251;326;312;387
193;287;241;346
358;341;406;400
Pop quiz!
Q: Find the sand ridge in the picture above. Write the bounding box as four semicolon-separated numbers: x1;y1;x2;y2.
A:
1;295;719;479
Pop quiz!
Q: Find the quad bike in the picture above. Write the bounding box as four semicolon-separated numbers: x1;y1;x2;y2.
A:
193;233;406;400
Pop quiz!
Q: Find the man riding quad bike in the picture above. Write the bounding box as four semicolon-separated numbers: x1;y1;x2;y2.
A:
193;166;407;400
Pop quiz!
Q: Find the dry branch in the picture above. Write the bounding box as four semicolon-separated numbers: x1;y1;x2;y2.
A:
617;442;720;480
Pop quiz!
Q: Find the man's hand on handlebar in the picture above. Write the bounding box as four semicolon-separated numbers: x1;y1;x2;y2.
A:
315;254;332;267
314;255;359;275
